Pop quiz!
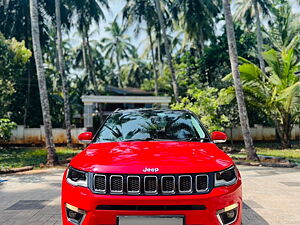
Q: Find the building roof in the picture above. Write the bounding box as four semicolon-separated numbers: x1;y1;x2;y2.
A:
106;85;153;96
81;95;172;104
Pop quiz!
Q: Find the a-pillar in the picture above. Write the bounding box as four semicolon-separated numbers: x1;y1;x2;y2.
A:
84;103;93;131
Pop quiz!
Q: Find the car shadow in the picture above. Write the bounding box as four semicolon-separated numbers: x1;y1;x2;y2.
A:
243;203;269;225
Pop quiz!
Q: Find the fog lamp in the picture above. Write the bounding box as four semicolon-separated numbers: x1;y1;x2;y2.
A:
66;203;85;225
216;203;238;225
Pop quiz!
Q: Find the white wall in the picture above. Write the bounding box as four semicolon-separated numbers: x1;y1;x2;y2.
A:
225;124;300;141
1;126;86;145
2;124;300;145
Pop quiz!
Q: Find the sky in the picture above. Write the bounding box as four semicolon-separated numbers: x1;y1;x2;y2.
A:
66;0;300;68
67;0;147;54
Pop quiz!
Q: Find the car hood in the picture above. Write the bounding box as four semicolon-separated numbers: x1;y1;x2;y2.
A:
70;141;233;174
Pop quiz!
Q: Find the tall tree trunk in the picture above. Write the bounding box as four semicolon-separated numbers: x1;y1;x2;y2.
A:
30;0;58;165
86;33;98;93
55;0;72;147
274;114;292;148
157;37;163;77
199;28;205;55
82;39;88;73
148;27;159;96
116;56;122;88
81;32;92;88
154;0;180;102
23;5;31;127
222;0;258;161
252;0;266;74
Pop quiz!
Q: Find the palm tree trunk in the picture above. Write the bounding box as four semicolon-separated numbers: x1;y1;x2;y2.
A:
116;56;122;88
222;0;258;161
55;0;72;147
157;36;163;77
275;113;292;148
86;33;98;92
154;0;179;102
30;0;58;166
82;39;88;73
23;5;31;127
252;0;266;74
82;32;92;87
199;28;205;55
148;27;159;96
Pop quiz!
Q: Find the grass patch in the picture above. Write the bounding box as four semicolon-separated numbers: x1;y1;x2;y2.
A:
0;147;81;170
230;147;300;163
257;148;300;163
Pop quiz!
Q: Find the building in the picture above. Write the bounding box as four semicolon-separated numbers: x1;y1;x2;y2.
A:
81;86;172;131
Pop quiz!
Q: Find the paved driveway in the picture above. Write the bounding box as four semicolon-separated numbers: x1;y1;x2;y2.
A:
0;165;299;225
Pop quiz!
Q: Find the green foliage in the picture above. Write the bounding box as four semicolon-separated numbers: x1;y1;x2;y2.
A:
231;148;300;162
0;119;17;141
171;87;230;132
265;0;300;52
222;46;300;147
0;0;298;133
0;147;80;170
0;34;31;118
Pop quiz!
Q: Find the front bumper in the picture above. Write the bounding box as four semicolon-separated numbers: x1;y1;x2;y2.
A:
61;173;242;225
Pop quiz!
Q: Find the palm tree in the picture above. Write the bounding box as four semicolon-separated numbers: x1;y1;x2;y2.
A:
102;19;135;88
66;0;109;93
123;0;160;95
55;0;72;147
0;0;71;127
223;44;300;148
171;0;220;56
222;0;258;161
29;0;58;166
234;0;271;73
154;0;179;102
266;0;300;52
121;51;151;88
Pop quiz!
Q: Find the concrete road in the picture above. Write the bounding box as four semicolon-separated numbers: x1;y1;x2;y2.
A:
0;165;299;225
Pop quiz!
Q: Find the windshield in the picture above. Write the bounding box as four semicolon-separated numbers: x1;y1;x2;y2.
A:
93;110;208;143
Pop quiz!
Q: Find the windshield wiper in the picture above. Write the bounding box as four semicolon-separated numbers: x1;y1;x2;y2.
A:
122;137;156;142
179;137;210;142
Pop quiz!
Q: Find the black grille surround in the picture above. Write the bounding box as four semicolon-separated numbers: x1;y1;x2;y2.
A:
89;173;213;195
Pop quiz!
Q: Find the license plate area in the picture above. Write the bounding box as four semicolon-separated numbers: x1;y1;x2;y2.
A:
117;216;184;225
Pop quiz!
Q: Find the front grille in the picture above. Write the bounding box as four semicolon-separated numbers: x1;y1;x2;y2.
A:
144;176;158;193
162;176;175;193
92;173;211;195
94;175;106;192
110;175;123;193
179;175;192;192
127;176;140;193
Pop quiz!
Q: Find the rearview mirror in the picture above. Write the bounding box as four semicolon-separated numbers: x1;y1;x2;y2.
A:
211;131;227;144
78;132;93;144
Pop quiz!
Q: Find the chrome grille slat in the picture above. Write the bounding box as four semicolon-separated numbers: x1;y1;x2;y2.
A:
196;175;209;192
110;175;123;193
179;175;192;193
161;176;175;194
92;174;209;195
144;176;158;194
127;176;140;194
94;175;106;193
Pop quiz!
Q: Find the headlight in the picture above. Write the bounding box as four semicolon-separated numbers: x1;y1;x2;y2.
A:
66;167;88;187
215;166;237;187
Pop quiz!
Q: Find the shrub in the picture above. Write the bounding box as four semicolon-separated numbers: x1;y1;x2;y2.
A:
0;119;17;141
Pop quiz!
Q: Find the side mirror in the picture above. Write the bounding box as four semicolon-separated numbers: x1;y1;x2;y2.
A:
78;132;93;144
211;131;227;144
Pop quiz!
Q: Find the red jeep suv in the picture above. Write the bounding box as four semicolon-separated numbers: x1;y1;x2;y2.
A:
61;109;242;225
